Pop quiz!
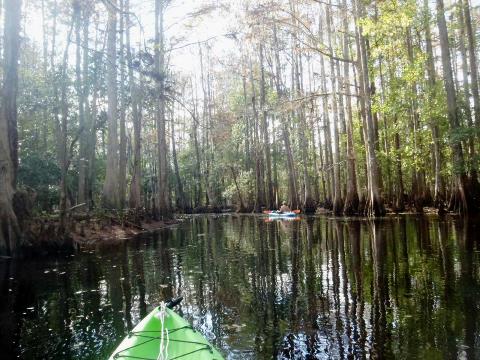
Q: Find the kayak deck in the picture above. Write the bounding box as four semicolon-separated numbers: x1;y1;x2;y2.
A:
109;307;223;360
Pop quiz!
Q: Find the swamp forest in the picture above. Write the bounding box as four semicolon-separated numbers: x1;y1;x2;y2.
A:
1;0;480;359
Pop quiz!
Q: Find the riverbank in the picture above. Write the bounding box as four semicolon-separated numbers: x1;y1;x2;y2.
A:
69;218;183;246
20;213;184;255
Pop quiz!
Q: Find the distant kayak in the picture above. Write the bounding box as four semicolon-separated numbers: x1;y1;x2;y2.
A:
109;298;224;360
265;211;299;218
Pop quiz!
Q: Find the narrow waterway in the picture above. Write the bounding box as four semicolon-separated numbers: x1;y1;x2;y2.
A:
1;215;479;359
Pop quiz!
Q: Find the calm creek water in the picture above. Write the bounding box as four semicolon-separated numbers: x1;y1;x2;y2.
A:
1;214;480;359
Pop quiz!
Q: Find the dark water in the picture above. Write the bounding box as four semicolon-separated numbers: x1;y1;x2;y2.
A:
1;215;480;359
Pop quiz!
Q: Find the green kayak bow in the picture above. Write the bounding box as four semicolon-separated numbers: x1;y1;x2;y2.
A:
109;298;224;360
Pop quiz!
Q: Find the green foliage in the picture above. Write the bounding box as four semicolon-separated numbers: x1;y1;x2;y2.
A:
222;169;254;204
448;125;478;145
18;153;61;211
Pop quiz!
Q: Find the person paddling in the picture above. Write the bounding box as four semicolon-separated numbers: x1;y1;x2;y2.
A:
279;201;291;213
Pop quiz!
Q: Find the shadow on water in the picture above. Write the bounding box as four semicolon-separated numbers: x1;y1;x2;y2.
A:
1;214;480;359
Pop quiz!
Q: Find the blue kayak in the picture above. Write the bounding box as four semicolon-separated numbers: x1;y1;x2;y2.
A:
267;211;298;218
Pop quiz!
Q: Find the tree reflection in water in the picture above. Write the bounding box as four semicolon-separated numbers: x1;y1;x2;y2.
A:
0;215;479;359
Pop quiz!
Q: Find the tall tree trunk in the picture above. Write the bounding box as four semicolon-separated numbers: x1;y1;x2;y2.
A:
250;58;265;212
190;79;202;208
424;0;445;210
102;0;119;209
458;0;479;193
462;0;480;131
230;166;245;211
198;44;215;207
354;0;385;216
378;60;393;204
58;15;75;232
436;0;472;213
352;45;369;205
0;0;21;255
296;57;315;213
82;8;91;208
88;19;105;209
272;24;299;209
283;120;299;209
316;114;328;203
318;10;334;208
76;2;87;207
155;0;170;217
394;117;405;212
290;0;315;213
171;109;186;212
406;29;425;212
127;0;142;210
41;0;49;153
242;73;251;170
259;44;274;210
118;0;127;209
326;2;344;215
342;0;359;215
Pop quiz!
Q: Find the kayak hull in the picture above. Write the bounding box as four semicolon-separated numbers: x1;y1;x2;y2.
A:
267;211;298;218
109;307;223;360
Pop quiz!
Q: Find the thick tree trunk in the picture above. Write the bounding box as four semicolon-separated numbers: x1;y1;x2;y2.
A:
102;0;120;209
436;0;472;213
0;0;22;255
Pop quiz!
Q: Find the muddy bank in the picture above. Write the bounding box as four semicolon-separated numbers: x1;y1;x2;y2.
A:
19;214;184;255
70;218;183;245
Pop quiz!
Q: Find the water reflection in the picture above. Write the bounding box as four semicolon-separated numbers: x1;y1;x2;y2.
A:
1;215;480;359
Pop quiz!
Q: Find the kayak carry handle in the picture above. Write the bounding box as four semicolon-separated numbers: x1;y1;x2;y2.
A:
166;296;183;309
